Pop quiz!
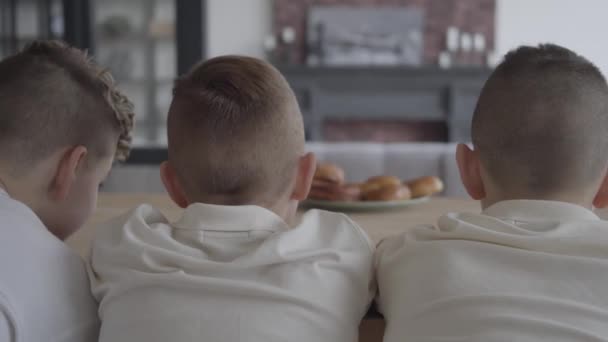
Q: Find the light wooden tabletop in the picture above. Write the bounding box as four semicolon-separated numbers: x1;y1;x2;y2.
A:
66;193;481;257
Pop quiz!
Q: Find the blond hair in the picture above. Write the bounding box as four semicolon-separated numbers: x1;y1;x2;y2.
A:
167;55;304;205
0;40;134;169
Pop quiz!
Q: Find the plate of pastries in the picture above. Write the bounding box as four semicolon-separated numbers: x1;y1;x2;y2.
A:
301;163;444;212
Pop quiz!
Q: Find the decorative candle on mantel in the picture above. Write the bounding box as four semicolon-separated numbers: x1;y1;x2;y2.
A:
473;33;486;66
473;33;486;52
280;26;296;64
460;33;473;65
281;27;296;44
446;26;459;52
263;35;277;62
460;33;473;52
438;51;452;69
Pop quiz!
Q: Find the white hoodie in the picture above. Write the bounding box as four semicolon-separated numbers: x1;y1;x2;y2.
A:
377;200;608;342
90;203;375;342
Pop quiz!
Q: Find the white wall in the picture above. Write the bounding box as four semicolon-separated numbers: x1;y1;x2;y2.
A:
206;0;273;59
495;0;608;74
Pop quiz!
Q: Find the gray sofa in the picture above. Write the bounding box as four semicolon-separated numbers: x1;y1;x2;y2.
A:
102;143;469;198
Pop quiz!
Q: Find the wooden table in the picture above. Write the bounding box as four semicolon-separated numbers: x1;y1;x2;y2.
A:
66;193;480;342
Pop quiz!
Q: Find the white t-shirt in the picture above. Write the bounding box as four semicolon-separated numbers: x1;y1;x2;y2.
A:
376;200;608;342
0;189;99;342
90;203;375;342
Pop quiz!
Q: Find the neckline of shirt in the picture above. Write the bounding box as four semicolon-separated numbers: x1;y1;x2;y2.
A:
482;199;600;222
173;202;289;232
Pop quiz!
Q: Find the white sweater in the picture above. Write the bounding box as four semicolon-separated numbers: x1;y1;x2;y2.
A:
377;200;608;342
90;203;375;342
0;189;99;342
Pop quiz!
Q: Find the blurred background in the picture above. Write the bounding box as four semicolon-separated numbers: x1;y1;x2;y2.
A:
0;0;605;195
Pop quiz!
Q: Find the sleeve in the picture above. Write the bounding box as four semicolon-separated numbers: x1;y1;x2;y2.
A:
339;213;376;254
374;235;407;315
337;213;378;314
0;292;20;342
374;228;441;316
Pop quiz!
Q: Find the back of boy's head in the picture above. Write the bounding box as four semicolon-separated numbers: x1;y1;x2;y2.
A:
167;55;304;205
0;40;134;173
472;44;608;196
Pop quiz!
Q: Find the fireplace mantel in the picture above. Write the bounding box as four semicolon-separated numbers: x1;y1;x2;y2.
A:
277;65;491;142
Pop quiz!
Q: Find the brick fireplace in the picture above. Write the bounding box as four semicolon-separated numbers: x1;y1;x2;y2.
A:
273;1;494;143
274;0;496;65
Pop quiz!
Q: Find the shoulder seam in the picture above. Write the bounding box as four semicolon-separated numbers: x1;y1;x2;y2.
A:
339;213;376;254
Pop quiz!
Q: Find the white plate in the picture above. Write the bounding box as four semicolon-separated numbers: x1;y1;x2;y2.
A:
300;196;430;212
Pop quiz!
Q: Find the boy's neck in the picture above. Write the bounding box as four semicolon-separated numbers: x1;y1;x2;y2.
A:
268;200;299;226
481;193;594;211
0;170;46;215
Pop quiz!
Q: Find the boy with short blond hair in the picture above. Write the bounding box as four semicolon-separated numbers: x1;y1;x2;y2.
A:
89;55;375;342
165;55;308;211
0;40;134;341
376;44;608;341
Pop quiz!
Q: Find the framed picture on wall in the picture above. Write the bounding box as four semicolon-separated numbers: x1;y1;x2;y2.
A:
307;6;424;66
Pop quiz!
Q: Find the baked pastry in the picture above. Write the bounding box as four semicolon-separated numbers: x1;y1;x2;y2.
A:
360;175;402;194
309;163;443;202
314;163;345;185
308;182;362;201
362;183;411;201
365;175;402;187
406;176;444;198
312;179;340;189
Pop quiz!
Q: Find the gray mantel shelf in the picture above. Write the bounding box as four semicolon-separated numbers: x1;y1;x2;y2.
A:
276;64;492;142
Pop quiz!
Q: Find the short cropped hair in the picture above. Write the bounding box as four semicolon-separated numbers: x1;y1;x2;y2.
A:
0;40;134;172
472;44;608;196
167;55;304;205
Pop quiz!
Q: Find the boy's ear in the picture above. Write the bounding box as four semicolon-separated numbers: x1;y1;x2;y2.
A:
160;161;189;208
593;170;608;208
51;146;88;201
456;143;486;200
290;152;316;201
